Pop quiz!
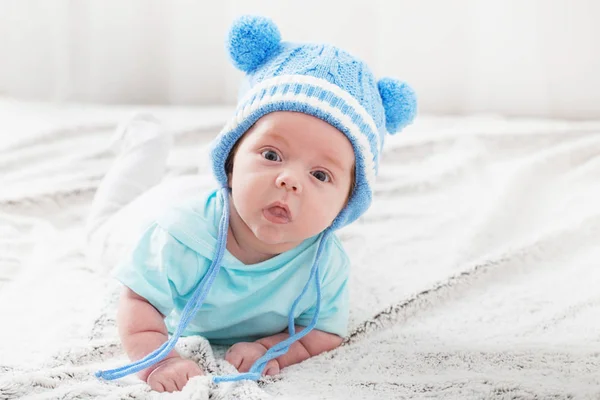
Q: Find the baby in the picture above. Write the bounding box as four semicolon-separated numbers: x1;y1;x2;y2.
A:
92;15;416;393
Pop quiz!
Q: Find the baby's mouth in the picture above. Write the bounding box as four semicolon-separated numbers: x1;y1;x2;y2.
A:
263;205;291;224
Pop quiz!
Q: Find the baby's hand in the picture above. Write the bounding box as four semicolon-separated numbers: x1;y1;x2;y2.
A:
225;342;280;376
146;356;204;392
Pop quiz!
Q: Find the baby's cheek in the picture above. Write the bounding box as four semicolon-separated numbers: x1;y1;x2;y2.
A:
303;204;335;233
324;190;345;214
233;177;256;201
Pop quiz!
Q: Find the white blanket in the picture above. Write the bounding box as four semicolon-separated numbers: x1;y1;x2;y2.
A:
1;99;600;399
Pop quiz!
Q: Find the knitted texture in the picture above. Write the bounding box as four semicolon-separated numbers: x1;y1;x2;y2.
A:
211;15;417;230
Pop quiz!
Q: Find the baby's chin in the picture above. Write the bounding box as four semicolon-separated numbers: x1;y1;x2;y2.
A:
251;224;305;251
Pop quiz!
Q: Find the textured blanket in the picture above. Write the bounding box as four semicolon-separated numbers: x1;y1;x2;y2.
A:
1;99;600;399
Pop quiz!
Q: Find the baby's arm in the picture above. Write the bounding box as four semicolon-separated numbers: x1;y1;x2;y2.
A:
117;286;203;391
226;326;342;375
117;286;178;381
258;326;343;368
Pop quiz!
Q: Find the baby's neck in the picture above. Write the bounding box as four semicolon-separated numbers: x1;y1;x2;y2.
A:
226;224;275;265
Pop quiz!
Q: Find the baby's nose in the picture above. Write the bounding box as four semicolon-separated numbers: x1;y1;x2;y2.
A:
276;173;302;193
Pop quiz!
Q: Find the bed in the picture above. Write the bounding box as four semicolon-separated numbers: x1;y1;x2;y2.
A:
1;97;600;399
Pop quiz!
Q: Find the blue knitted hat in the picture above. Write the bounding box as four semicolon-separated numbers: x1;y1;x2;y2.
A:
211;15;417;230
95;15;416;385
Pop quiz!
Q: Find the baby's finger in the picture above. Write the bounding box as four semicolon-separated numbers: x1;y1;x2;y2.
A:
161;377;178;393
186;364;204;380
238;356;255;373
148;379;166;393
263;359;280;376
174;373;189;392
150;376;177;393
147;369;168;393
225;351;243;370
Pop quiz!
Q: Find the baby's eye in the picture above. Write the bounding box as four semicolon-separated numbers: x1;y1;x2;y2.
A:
261;150;281;162
311;170;331;182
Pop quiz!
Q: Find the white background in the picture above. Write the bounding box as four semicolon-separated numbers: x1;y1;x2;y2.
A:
0;0;599;118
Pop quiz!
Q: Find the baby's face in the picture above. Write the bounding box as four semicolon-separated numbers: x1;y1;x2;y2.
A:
228;111;354;249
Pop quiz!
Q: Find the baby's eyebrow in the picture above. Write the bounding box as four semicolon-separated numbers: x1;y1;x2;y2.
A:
321;153;347;172
264;132;348;171
263;132;290;148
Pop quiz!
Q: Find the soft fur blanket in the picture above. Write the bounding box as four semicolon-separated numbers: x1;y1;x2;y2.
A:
1;99;600;399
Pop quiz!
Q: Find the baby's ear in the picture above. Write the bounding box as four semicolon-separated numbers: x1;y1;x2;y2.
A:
377;78;417;134
224;155;234;188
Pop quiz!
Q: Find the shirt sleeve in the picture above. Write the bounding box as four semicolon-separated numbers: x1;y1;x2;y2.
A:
295;242;350;338
112;222;206;317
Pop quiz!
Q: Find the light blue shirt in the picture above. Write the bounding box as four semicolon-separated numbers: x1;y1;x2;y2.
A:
113;189;350;345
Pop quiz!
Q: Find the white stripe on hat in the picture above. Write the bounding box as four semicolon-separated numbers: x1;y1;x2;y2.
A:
237;74;382;154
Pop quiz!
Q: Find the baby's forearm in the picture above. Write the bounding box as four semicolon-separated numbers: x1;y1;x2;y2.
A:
256;326;343;369
117;286;180;381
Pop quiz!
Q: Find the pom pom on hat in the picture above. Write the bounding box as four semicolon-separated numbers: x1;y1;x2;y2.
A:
227;15;281;73
377;78;417;134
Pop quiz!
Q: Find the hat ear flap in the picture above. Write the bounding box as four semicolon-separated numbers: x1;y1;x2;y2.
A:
227;15;281;73
377;78;417;134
